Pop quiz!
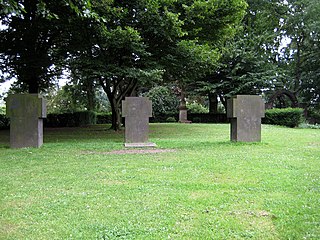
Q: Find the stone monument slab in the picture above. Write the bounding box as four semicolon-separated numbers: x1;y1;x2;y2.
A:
122;97;156;147
6;94;46;148
178;95;191;123
227;95;265;142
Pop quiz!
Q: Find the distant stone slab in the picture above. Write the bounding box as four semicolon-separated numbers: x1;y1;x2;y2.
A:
122;97;156;147
179;109;192;123
227;95;265;142
179;97;191;123
6;94;46;148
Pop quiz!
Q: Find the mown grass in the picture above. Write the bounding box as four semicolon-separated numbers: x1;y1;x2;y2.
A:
0;123;319;239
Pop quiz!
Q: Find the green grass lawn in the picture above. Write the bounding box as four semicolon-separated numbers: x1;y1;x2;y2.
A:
0;124;319;239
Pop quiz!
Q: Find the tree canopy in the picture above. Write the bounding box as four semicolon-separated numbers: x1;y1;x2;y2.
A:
191;0;320;111
0;0;93;93
1;0;319;126
66;0;247;130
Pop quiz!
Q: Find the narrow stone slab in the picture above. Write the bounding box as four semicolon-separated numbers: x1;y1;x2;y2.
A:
122;97;155;147
6;94;46;148
227;95;265;142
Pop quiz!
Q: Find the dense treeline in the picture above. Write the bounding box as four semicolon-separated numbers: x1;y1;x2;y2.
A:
1;0;319;129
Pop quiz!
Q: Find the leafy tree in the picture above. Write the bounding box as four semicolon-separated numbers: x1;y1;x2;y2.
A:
153;0;248;109
280;0;320;108
46;85;86;114
76;0;247;130
46;84;110;114
0;0;91;93
194;0;287;110
68;0;167;130
144;86;179;118
187;102;209;114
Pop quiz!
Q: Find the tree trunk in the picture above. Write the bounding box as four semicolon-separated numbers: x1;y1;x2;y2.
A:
99;78;137;131
209;92;218;114
219;95;227;111
106;94;122;131
86;80;96;111
27;77;40;93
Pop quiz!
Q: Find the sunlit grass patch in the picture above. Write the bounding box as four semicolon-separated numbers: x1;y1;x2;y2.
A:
0;124;319;239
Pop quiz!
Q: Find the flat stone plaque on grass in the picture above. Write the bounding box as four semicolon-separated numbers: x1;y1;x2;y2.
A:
6;94;46;148
227;95;265;142
122;97;156;148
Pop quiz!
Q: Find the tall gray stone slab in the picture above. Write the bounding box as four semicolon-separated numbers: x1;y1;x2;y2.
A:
122;97;156;147
227;95;265;142
6;94;46;148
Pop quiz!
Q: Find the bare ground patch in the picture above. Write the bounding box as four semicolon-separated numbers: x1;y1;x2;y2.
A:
83;149;177;155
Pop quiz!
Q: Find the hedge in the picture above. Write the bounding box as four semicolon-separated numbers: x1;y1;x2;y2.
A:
0;114;10;130
148;113;228;123
307;110;320;124
96;113;112;124
0;111;97;129
263;108;304;128
187;113;228;123
45;111;97;127
0;108;305;129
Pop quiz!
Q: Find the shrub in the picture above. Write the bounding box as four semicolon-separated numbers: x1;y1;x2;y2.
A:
166;117;176;122
0;114;10;130
0;106;5;115
151;113;228;123
96;112;112;124
45;111;96;127
299;123;320;129
263;108;304;128
188;113;228;123
144;86;179;118
192;117;201;123
187;102;209;114
76;111;97;126
308;110;320;124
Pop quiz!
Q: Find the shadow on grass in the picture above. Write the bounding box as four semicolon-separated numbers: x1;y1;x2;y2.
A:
43;125;124;144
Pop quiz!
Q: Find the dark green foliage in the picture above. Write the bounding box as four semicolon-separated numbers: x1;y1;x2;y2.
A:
188;113;228;123
308;110;320;124
187;102;209;114
0;0;91;93
45;111;96;128
0;114;10;130
150;113;228;123
192;117;201;123
77;111;96;127
145;86;179;118
150;114;179;123
263;108;304;128
96;113;112;124
166;117;177;123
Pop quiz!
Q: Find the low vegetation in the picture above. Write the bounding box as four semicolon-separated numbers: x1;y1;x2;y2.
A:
0;124;319;239
264;108;304;128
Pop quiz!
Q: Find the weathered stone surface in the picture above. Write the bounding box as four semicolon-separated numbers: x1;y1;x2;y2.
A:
227;95;265;142
122;97;155;147
178;98;191;123
6;94;46;148
179;109;191;123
